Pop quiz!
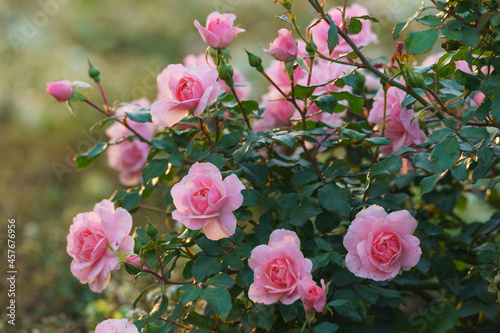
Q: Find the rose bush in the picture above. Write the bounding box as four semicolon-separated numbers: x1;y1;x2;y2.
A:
49;0;500;331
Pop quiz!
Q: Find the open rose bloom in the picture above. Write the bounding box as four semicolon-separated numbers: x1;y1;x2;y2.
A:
66;199;134;292
194;12;245;49
95;319;139;333
298;279;327;313
151;64;221;127
106;98;155;185
343;205;422;281
171;162;244;240
265;29;298;62
248;229;313;305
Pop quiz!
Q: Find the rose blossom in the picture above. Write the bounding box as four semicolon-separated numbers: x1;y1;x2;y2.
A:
46;80;73;102
265;29;298;62
194;12;245;49
309;4;378;58
248;229;313;305
67;199;134;292
298;279;327;312
95;319;139;333
151;64;222;127
368;85;407;126
106;99;155;186
343;205;422;281
171;162;244;241
125;254;142;269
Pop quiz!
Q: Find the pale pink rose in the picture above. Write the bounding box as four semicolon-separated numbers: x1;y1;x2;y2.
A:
265;29;298;62
379;107;427;157
265;59;307;93
183;54;252;100
253;90;299;132
151;64;222;127
171;162;244;241
106;99;155;186
298;279;327;312
248;229;313;305
344;205;422;281
309;4;378;58
125;254;142;269
368;85;407;126
46;80;73;103
95;319;139;333
194;12;245;49
67;199;134;292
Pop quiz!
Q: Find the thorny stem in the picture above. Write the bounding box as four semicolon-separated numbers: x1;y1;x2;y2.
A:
154;241;166;279
97;81;109;113
158;317;190;330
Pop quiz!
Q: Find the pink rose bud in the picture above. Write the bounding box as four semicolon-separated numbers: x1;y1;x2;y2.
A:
248;229;313;305
171;162;245;241
151;64;222;127
125;254;142;269
343;205;422;281
194;12;245;49
95;319;139;333
46;80;73;103
66;199;134;293
265;29;298;62
298;279;327;312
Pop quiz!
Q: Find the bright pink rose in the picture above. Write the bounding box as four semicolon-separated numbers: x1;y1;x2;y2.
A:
265;29;298;62
379;107;427;157
151;64;221;127
125;254;142;269
183;54;252;100
248;229;313;305
106;99;155;186
298;279;327;312
95;319;139;333
46;80;73;103
171;162;244;241
67;199;134;292
344;205;422;281
309;4;378;58
368;85;407;126
194;12;245;49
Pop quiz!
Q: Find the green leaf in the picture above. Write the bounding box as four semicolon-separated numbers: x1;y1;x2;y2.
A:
348;18;362;34
322;160;351;179
191;256;222;282
152;137;177;154
206;153;226;169
405;29;439;54
368;155;403;178
126;110;152;123
314;322;339;333
242;188;261;207
288;198;322;226
142;159;170;182
417;15;442;27
74;142;108;169
425;128;455;144
411;302;459;333
412;153;435;173
430;137;460;173
327;16;339;54
365;137;391;145
133;284;156;309
318;184;351;217
315;237;333;252
339;127;367;141
420;174;440;196
459;127;490;139
315;95;338;114
200;288;232;319
203;273;235;288
330;92;364;113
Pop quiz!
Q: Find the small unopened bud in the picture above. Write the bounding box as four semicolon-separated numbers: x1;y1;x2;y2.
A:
146;220;158;240
46;80;73;103
88;60;101;83
245;50;264;72
125;254;142;269
218;61;234;86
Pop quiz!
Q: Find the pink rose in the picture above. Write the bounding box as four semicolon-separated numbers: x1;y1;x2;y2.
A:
265;29;298;62
265;59;307;93
298;279;327;312
95;319;139;333
46;80;73;103
368;85;407;126
171;162;244;241
183;54;252;100
106;99;155;186
151;64;222;127
125;254;142;269
248;229;313;305
67;199;134;292
194;12;245;49
379;107;427;157
343;205;422;281
253;90;297;131
309;4;378;58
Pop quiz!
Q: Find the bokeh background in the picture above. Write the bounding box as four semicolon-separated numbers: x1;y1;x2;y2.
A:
0;0;461;331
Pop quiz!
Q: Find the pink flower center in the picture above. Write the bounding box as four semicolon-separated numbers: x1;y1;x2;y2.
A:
76;227;107;262
268;258;295;288
207;18;230;36
370;231;401;265
192;188;210;213
173;77;203;102
305;286;322;300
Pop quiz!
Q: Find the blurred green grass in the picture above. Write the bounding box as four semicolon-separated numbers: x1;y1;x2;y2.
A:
0;0;423;331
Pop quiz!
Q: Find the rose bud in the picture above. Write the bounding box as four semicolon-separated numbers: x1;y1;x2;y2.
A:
125;254;142;269
194;12;245;49
46;80;73;103
265;29;298;62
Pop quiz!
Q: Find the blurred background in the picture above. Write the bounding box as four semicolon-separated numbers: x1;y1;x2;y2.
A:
0;0;433;331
